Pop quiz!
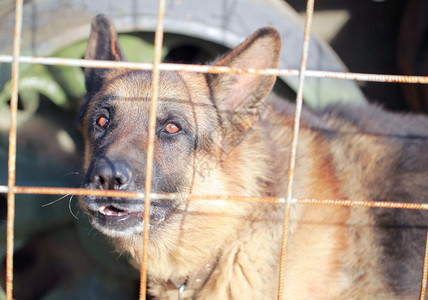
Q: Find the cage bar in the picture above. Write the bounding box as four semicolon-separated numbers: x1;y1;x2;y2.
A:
420;230;428;300
6;1;24;300
0;55;427;84
277;0;315;298
2;185;428;210
2;0;428;298
139;0;166;299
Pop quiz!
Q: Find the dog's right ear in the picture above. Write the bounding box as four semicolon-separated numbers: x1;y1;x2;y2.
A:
206;27;281;146
84;14;126;94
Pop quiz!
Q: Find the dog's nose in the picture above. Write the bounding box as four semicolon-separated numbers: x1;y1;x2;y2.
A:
90;160;133;190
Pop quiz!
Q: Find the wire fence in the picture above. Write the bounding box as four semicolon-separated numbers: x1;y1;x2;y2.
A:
2;0;428;299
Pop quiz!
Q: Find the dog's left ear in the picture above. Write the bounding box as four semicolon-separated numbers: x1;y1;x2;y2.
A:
208;27;281;132
84;14;126;94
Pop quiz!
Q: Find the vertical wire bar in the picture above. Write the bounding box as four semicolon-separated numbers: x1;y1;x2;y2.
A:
277;0;315;298
139;0;166;299
420;229;428;300
6;0;24;299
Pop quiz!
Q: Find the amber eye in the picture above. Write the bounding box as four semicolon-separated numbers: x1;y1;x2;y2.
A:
164;123;180;134
97;116;109;128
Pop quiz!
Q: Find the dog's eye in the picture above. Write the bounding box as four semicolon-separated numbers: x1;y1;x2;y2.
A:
164;123;180;134
97;116;109;128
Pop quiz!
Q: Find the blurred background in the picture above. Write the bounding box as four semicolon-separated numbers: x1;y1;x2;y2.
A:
0;0;427;299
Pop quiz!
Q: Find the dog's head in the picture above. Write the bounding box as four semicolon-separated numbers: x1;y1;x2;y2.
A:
79;14;281;247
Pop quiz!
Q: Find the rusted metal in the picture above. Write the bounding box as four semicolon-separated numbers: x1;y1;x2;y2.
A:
420;229;428;300
2;185;428;209
305;70;428;84
0;54;296;76
139;0;166;299
0;185;175;200
6;0;24;299
0;54;427;84
278;0;315;298
2;0;428;299
294;198;428;210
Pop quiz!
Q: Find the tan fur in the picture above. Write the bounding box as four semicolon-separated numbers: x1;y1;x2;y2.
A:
79;15;428;299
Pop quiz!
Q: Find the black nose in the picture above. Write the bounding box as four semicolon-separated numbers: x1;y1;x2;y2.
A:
90;160;133;190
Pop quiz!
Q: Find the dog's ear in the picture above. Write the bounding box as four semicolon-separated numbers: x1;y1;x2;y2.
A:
208;27;281;134
84;14;126;94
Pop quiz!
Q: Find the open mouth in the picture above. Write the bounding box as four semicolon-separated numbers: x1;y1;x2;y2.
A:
88;204;144;234
97;205;142;222
85;198;174;235
96;204;168;224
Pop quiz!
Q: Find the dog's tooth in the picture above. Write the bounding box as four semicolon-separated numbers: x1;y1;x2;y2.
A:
99;206;114;216
98;206;107;215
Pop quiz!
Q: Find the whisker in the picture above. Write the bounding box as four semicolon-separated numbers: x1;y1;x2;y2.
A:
63;171;81;177
115;252;124;261
41;194;70;207
68;195;79;220
88;226;96;237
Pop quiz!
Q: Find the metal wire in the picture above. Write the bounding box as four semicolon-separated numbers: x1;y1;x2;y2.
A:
421;229;428;300
6;1;23;300
0;186;177;200
294;198;428;210
3;185;428;209
0;55;427;84
2;0;428;299
139;0;166;299
277;0;315;298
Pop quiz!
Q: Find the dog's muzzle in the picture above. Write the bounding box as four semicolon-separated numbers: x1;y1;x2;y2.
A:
82;159;175;236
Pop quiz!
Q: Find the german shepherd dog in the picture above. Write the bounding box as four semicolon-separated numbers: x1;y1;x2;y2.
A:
79;15;428;299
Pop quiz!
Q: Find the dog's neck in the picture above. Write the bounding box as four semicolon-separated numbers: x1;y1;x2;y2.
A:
163;255;218;299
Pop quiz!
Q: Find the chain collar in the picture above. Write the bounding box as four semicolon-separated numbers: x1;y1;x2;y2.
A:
166;258;217;300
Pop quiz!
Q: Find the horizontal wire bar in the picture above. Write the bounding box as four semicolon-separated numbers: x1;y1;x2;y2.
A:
0;54;296;75
305;70;428;83
2;185;428;209
0;185;175;200
0;54;427;84
295;198;428;210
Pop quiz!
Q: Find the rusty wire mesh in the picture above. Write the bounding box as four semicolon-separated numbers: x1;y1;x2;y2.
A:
5;1;23;299
2;0;428;299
